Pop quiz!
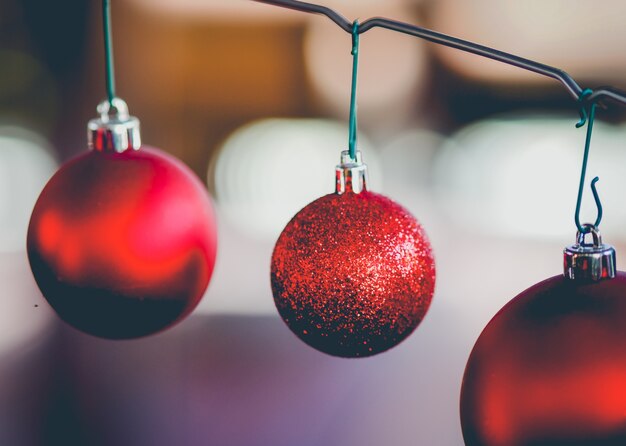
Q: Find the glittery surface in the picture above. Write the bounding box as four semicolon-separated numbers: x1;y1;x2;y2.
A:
271;190;435;358
27;147;218;339
461;273;626;446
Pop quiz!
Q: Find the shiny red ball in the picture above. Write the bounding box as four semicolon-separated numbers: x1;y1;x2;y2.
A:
461;273;626;446
271;190;435;358
27;147;217;339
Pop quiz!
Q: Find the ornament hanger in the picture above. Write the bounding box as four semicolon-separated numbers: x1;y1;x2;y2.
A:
252;0;626;107
348;21;359;161
575;90;602;234
102;0;116;106
90;0;140;152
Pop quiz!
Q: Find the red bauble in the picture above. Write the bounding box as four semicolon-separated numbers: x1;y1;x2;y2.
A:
27;146;217;339
461;273;626;446
271;190;435;358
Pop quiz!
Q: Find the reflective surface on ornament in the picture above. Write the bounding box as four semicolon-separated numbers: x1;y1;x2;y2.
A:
271;189;435;357
28;147;217;339
461;273;626;446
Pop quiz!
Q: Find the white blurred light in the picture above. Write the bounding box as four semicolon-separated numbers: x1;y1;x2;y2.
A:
304;3;428;128
433;115;626;241
375;129;447;235
379;129;445;193
0;127;55;359
210;118;382;241
0;126;57;252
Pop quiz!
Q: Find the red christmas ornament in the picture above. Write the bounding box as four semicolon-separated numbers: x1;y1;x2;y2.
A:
271;151;435;357
460;226;626;446
27;99;217;339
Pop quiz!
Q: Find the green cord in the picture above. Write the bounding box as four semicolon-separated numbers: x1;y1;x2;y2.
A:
102;0;116;105
574;89;603;234
348;21;360;160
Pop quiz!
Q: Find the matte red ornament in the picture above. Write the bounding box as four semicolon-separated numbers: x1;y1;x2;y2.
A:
27;101;217;339
461;230;626;446
271;151;435;358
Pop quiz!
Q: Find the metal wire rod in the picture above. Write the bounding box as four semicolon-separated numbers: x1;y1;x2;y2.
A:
252;0;626;107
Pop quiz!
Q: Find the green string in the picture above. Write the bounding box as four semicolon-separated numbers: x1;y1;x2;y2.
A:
348;21;360;160
574;88;603;234
102;0;116;105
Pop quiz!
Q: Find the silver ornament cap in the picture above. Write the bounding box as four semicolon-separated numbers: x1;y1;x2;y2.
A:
336;150;368;194
87;98;141;153
564;224;616;281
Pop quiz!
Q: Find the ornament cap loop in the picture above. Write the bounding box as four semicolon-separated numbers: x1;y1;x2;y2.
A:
336;150;368;194
88;98;141;153
564;224;616;281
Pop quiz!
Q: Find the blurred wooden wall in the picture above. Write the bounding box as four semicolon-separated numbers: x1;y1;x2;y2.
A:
86;3;310;178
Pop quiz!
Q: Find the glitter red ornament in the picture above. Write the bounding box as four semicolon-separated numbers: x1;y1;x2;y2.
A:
271;151;435;357
27;99;217;339
460;226;626;446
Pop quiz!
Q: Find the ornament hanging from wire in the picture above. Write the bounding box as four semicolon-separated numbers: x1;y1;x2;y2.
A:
27;0;218;339
460;94;626;446
271;22;436;358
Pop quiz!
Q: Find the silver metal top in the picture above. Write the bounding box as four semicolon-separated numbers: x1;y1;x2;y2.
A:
335;150;368;194
564;224;616;281
87;98;141;153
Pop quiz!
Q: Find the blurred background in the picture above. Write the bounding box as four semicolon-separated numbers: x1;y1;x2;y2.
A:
2;0;626;445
